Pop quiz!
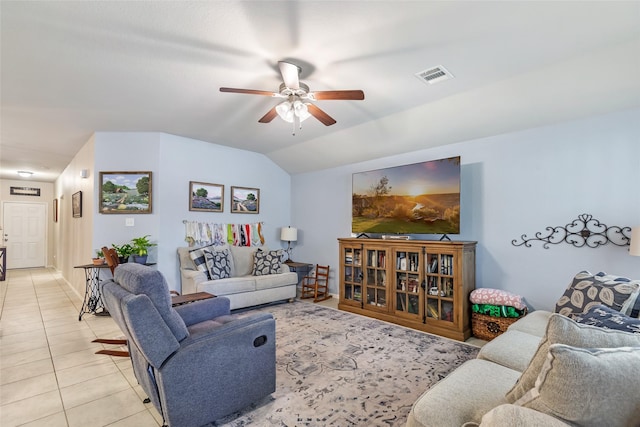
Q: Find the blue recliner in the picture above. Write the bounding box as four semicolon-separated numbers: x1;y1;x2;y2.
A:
100;263;276;427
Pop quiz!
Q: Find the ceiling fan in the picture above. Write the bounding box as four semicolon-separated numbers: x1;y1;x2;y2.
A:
220;61;364;134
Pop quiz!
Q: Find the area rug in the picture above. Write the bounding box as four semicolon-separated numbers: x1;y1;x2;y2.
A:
214;301;479;426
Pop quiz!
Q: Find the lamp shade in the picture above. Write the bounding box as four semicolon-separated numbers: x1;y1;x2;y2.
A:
281;226;298;242
630;227;640;257
275;100;312;123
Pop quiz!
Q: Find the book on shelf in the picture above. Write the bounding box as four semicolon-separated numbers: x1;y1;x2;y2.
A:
427;304;439;319
397;293;407;312
428;257;438;273
440;255;453;275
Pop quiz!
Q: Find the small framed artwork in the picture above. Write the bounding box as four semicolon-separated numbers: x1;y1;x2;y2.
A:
231;186;260;214
53;198;58;222
72;191;82;218
99;171;152;214
189;181;224;212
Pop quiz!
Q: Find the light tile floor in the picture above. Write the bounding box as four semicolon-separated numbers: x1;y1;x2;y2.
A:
0;268;162;427
1;268;485;427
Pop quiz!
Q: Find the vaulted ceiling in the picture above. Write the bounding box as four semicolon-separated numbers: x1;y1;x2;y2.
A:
2;1;639;182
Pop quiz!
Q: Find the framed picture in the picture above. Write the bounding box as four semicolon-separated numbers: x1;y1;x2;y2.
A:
99;171;152;214
189;181;224;212
10;186;40;196
72;191;82;218
53;198;58;222
231;186;260;214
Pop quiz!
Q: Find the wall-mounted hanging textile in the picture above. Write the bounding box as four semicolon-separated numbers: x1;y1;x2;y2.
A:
183;221;265;247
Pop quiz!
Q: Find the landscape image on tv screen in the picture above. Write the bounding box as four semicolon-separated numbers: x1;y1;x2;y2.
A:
352;156;460;235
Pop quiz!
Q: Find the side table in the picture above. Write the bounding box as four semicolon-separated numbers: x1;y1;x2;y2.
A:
75;263;111;320
171;292;216;306
0;246;6;281
284;261;313;285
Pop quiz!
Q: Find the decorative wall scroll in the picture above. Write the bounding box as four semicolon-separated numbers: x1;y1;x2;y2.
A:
512;214;632;249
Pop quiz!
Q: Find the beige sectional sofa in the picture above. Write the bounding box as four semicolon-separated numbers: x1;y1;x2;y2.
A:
407;271;640;427
406;310;553;427
177;244;298;310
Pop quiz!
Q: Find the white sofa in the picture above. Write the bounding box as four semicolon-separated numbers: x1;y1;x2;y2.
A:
177;245;298;310
406;308;640;426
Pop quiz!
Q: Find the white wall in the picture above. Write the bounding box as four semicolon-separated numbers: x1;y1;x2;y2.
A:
291;108;640;311
53;136;96;297
93;132;292;291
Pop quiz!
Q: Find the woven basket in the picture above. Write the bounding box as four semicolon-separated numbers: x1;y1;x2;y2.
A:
471;311;527;341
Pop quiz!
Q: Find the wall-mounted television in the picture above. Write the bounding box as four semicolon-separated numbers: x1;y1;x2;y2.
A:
352;156;460;235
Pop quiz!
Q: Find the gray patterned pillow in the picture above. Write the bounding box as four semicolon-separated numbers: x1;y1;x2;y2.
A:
188;244;216;280
571;304;640;334
252;249;284;276
204;248;232;280
554;271;639;317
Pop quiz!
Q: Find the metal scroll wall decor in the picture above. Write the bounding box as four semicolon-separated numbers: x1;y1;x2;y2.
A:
512;214;632;249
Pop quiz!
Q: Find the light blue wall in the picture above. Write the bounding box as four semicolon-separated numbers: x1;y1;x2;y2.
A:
291;109;640;311
93;132;292;291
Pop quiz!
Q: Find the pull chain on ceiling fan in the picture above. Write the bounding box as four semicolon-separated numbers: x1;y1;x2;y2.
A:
220;61;365;135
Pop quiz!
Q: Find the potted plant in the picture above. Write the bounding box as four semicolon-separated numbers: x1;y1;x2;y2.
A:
92;250;105;265
112;243;134;263
131;235;156;264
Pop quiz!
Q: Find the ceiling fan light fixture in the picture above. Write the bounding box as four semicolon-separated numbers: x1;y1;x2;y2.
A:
276;99;311;123
276;100;294;123
293;100;311;122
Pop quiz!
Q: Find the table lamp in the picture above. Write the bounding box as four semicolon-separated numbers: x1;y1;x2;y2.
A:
281;226;298;261
630;227;640;257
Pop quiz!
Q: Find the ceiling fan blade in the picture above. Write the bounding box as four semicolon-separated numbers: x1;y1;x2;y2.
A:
220;87;277;96
307;104;337;126
278;61;300;90
311;90;365;101
258;107;278;123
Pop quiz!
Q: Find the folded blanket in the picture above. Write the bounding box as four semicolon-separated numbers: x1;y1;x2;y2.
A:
472;303;526;318
470;288;527;310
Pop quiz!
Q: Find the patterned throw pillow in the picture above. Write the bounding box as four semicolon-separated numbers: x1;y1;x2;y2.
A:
554;271;639;317
204;248;232;280
571;304;640;334
621;286;640;319
252;249;284;276
188;245;216;280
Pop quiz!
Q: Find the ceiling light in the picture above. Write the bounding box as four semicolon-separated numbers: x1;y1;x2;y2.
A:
17;171;33;178
275;96;312;136
276;99;312;123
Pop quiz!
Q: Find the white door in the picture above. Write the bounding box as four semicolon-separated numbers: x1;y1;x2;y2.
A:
2;202;47;269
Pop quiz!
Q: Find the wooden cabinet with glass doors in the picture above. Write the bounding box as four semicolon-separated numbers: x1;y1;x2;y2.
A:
338;238;476;341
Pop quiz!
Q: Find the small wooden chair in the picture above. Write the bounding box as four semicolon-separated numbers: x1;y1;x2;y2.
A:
94;247;183;357
301;264;331;303
94;246;129;356
102;246;119;274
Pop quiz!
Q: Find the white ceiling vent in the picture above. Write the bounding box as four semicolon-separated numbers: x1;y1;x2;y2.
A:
415;65;454;85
